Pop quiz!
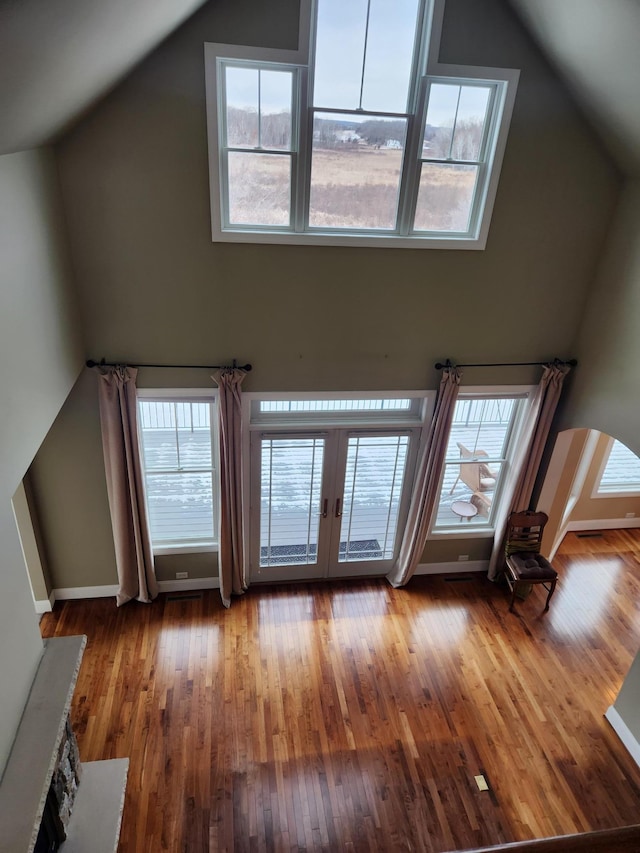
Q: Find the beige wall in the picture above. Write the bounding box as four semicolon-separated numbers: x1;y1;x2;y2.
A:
55;0;618;389
26;369;116;589
561;180;640;454
0;148;83;774
26;0;622;589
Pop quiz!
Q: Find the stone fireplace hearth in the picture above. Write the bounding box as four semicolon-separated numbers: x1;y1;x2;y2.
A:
0;636;128;853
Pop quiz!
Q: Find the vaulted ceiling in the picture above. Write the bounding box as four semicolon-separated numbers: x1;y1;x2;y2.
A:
1;0;639;177
508;0;640;176
0;0;207;156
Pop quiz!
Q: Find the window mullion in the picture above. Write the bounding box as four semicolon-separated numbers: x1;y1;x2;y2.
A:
294;67;309;233
396;78;428;235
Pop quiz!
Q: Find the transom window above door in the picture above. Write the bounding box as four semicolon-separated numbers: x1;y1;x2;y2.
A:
205;0;519;249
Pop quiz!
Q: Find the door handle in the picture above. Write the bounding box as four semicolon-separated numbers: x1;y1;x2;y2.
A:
335;498;342;518
321;498;328;518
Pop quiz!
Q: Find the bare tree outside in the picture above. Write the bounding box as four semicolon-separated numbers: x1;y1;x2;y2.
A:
226;106;484;231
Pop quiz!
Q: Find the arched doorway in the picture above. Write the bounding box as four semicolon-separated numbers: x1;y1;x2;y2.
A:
538;428;640;559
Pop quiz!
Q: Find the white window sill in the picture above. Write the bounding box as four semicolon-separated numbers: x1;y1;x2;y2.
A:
592;490;640;499
430;528;495;540
214;227;488;251
153;544;218;556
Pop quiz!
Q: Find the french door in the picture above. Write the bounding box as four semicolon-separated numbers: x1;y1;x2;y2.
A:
249;429;419;582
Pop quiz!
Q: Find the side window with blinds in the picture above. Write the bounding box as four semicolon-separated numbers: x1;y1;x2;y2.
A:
138;399;218;551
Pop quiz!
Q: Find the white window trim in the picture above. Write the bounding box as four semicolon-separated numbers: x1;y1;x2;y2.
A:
429;385;535;537
137;388;220;555
592;436;640;499
247;390;430;429
241;390;435;566
204;0;519;250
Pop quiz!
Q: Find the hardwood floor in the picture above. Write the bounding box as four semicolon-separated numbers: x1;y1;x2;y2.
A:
40;530;640;852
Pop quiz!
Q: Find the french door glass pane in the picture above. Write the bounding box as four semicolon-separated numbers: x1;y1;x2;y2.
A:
339;435;409;562
309;112;406;229
260;438;325;567
228;152;291;226
414;163;477;233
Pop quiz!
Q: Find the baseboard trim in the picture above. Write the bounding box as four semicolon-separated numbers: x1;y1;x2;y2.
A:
53;578;220;601
566;518;640;532
53;585;119;600
415;560;488;575
157;577;220;593
605;705;640;770
34;592;55;614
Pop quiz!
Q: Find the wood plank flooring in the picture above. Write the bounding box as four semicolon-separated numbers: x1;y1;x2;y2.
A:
40;530;640;851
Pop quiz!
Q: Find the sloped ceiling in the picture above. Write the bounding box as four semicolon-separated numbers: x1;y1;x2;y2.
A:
0;0;208;156
2;0;638;175
508;0;640;176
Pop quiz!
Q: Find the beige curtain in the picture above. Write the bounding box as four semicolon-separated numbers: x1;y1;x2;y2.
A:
96;366;158;605
488;363;571;580
212;368;248;608
387;366;461;588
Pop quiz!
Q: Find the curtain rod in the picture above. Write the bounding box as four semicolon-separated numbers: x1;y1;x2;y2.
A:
434;358;577;369
86;358;252;372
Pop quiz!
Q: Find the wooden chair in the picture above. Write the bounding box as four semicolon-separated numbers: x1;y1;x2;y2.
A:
504;510;558;613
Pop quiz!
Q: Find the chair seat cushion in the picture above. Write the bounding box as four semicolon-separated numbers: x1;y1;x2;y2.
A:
506;552;557;580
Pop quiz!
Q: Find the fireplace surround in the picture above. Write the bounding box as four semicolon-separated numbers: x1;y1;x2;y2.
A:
0;636;128;853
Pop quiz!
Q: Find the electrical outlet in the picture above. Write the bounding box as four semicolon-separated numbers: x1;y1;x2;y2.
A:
458;554;469;561
625;512;636;519
176;572;188;579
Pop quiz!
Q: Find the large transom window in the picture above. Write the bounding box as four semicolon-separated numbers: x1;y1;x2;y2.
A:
205;0;518;249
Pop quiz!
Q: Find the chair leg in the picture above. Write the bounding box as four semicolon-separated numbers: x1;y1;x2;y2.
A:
449;476;460;495
544;578;557;612
509;581;518;612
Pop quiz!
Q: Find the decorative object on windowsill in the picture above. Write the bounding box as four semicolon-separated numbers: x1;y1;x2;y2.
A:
504;510;558;613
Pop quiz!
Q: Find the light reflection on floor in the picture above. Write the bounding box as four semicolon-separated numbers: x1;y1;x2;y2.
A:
548;554;623;636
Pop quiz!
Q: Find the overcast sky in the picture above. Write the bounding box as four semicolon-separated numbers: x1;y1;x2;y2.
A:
225;0;490;128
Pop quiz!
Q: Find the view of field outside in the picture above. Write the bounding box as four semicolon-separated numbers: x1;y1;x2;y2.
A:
226;102;485;231
217;0;502;237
